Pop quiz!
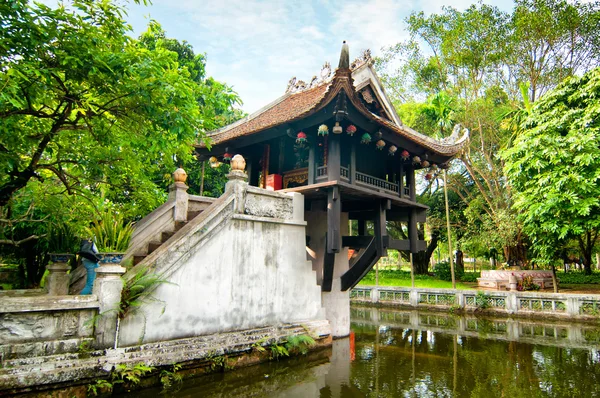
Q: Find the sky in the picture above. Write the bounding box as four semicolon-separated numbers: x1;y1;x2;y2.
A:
121;0;515;114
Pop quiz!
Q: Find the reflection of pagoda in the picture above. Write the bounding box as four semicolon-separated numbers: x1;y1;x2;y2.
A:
196;42;467;335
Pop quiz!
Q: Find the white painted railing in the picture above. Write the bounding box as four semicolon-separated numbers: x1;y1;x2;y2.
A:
351;286;600;318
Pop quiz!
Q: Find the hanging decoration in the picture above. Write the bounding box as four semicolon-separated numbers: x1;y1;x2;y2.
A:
388;145;398;156
296;131;307;145
421;160;430;168
375;140;386;150
400;150;410;160
209;156;220;168
412;155;421;163
318;124;329;136
374;130;383;139
360;133;372;144
332;122;343;134
346;124;357;136
431;164;439;171
425;173;433;181
223;152;233;162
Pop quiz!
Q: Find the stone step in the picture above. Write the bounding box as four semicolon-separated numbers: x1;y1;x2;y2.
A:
187;210;203;220
161;231;175;243
147;241;162;255
133;255;146;266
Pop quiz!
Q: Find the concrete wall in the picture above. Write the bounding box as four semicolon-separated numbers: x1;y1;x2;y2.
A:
305;209;351;338
118;183;326;347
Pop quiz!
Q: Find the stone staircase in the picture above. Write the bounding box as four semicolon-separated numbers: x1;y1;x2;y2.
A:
69;197;214;294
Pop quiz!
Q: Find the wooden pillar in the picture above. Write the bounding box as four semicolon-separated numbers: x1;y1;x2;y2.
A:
349;141;356;184
327;186;341;253
408;208;418;253
328;133;341;182
308;139;316;185
357;219;366;236
278;137;285;174
399;162;405;198
374;200;387;257
247;158;256;187
407;164;416;201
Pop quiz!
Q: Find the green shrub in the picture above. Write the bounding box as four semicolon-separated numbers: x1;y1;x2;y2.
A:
435;261;464;281
460;272;481;283
556;272;600;284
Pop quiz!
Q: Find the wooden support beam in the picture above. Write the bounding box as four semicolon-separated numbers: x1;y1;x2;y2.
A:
383;236;410;251
327;186;341;253
308;139;316;185
357;219;366;236
321;248;335;292
399;162;405;198
407;164;416;202
349;209;426;223
342;235;373;249
327;133;341;182
349;141;356;184
340;236;380;291
374;200;387;257
408;208;419;253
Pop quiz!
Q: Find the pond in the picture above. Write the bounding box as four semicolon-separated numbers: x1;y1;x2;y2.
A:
128;307;600;397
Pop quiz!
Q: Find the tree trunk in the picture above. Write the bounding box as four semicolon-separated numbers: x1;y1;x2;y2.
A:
412;228;439;275
578;231;597;276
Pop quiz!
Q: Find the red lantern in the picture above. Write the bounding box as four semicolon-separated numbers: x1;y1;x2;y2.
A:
346;124;357;136
401;150;410;160
296;131;307;144
223;152;233;162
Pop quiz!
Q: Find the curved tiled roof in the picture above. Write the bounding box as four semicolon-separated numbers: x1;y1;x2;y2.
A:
199;64;469;157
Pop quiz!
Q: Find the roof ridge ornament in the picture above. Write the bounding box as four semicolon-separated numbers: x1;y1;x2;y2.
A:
350;49;373;70
338;40;350;69
285;62;332;94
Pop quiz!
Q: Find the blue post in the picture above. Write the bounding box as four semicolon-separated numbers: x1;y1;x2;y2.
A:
80;258;99;295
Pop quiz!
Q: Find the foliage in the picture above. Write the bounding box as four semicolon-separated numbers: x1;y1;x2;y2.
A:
459;272;480;283
0;0;241;285
159;363;183;392
378;0;600;265
556;271;600;285
284;334;316;355
118;268;171;320
87;362;155;396
269;342;289;360
517;275;540;291
475;291;489;310
435;261;464;282
206;351;233;372
85;208;134;252
502;68;600;274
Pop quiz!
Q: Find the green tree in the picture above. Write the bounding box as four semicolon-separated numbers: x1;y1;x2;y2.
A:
0;0;242;286
502;68;600;275
378;0;600;265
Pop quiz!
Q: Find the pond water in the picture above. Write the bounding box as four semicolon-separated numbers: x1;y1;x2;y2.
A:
130;307;600;397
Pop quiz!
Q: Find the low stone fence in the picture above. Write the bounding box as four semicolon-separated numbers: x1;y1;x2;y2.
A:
351;286;600;319
0;295;99;359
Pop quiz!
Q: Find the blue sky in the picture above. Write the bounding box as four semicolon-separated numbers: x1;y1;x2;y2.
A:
122;0;515;114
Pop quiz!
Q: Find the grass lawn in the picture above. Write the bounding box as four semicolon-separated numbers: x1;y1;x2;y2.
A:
358;278;473;289
358;269;476;290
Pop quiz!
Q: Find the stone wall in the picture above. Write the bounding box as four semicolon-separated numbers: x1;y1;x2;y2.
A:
0;295;98;359
117;180;327;347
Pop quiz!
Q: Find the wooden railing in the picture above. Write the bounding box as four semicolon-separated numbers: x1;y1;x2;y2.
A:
316;166;328;180
354;171;399;193
340;166;349;181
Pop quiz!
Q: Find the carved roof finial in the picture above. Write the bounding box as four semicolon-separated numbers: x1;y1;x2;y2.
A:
338;41;350;69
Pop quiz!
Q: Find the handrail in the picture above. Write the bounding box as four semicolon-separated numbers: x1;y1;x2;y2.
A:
355;171;399;193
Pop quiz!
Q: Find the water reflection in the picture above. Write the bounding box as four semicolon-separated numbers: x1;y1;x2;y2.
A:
138;308;600;397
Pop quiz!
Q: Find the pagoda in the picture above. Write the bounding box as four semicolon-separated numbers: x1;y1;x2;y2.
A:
196;42;467;335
